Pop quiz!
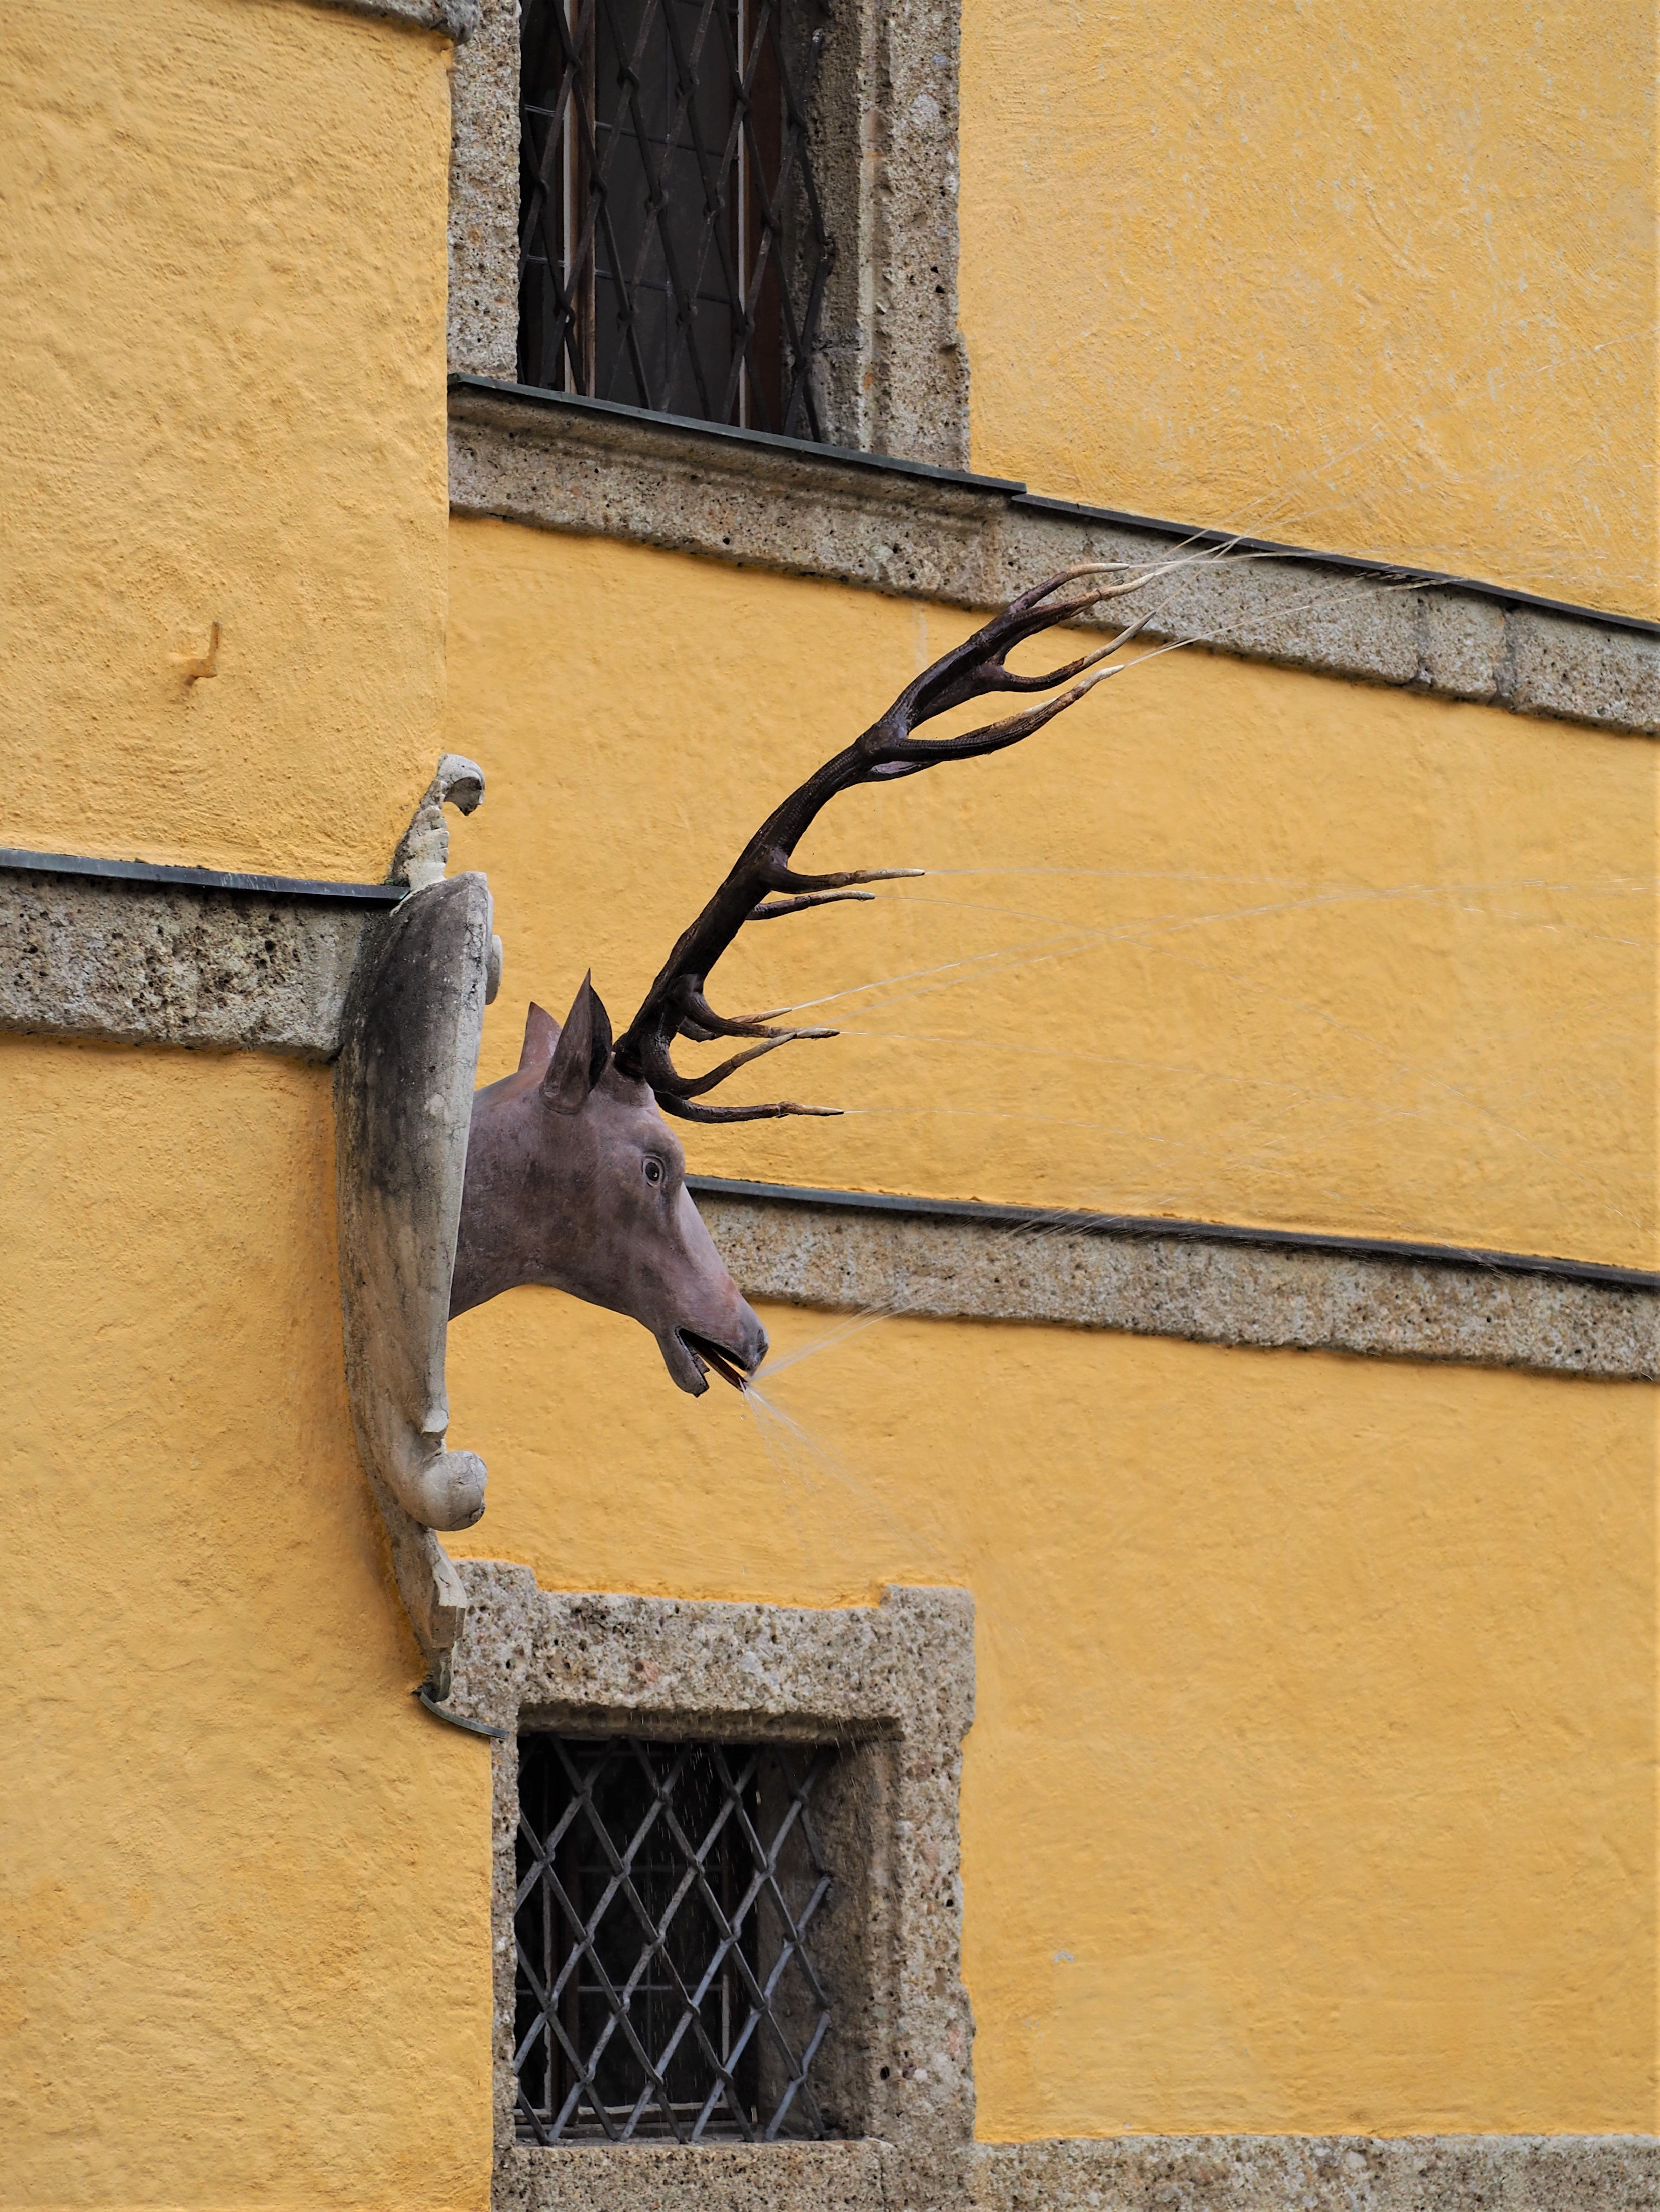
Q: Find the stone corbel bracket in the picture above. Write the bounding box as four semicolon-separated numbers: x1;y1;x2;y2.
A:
335;757;498;1690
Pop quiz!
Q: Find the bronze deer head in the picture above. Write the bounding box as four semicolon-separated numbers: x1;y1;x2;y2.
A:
450;566;1169;1392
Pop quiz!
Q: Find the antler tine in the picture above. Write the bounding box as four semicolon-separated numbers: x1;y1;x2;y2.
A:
660;1096;844;1124
612;568;1179;1116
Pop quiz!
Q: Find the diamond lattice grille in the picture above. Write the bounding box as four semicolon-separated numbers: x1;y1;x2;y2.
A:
519;0;834;436
514;1735;837;2142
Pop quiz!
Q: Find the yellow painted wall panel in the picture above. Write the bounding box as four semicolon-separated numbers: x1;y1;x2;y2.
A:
446;520;1657;1268
0;1039;492;2209
446;1286;1656;2134
959;1;1657;616
0;0;451;879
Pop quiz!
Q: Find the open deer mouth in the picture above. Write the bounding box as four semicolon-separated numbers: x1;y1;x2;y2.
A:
676;1330;754;1392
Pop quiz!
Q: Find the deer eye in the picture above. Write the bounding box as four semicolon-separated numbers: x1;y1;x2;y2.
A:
642;1157;665;1186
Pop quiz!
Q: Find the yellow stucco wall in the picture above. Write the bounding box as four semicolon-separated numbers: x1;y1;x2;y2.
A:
959;1;1658;618
1;0;451;881
5;0;1656;2183
1;1039;493;2209
441;513;1658;2131
446;518;1657;1270
446;1290;1656;2136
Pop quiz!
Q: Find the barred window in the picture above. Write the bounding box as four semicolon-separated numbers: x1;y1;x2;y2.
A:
517;0;834;436
514;1734;839;2143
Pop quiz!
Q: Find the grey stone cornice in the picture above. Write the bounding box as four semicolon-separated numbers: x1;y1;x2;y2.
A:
968;2137;1660;2212
690;1177;1659;1382
493;2135;1660;2212
448;377;1660;737
0;850;401;1058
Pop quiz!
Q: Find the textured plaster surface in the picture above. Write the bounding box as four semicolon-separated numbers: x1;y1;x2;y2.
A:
698;1190;1659;1382
447;391;1658;734
3;0;452;879
957;2;1657;618
2;1039;494;2205
449;522;1656;1269
445;1573;975;2201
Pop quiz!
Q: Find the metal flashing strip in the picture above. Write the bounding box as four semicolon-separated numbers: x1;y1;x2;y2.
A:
0;848;408;905
687;1176;1659;1296
448;374;1023;496
688;1177;1658;1380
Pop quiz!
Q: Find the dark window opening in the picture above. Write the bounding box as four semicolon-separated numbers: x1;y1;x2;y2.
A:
518;0;834;437
514;1734;838;2143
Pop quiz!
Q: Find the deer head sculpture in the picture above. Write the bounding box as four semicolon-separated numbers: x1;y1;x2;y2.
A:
450;565;1173;1392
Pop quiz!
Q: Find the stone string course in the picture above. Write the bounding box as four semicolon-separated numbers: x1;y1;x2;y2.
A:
695;1187;1659;1383
0;865;372;1058
448;382;1660;738
491;2136;1660;2212
4;872;1650;1378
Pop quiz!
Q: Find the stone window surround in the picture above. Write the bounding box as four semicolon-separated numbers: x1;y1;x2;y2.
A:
440;1569;976;2209
447;0;972;468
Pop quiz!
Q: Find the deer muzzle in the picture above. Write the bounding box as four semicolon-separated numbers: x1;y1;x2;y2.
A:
663;1305;768;1395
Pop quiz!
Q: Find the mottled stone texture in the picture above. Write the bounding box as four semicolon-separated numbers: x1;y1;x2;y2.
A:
807;0;969;463
0;868;372;1057
971;2136;1660;2212
448;384;1659;737
336;875;495;1608
323;0;480;36
696;1190;1659;1382
444;1572;976;2202
448;0;519;378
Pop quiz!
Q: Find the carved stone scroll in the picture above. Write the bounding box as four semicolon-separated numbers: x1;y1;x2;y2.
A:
335;868;496;1688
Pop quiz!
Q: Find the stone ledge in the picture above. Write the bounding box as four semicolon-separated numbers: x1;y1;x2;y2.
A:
0;861;390;1059
971;2136;1660;2212
448;381;1660;738
482;2132;1660;2212
693;1184;1659;1382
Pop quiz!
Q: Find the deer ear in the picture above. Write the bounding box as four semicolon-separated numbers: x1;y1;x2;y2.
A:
518;1002;560;1077
542;973;613;1113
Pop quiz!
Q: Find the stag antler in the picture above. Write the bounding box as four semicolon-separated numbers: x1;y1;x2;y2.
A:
611;564;1186;1121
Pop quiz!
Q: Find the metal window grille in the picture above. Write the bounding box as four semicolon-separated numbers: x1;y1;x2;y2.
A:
518;0;834;436
514;1734;837;2143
